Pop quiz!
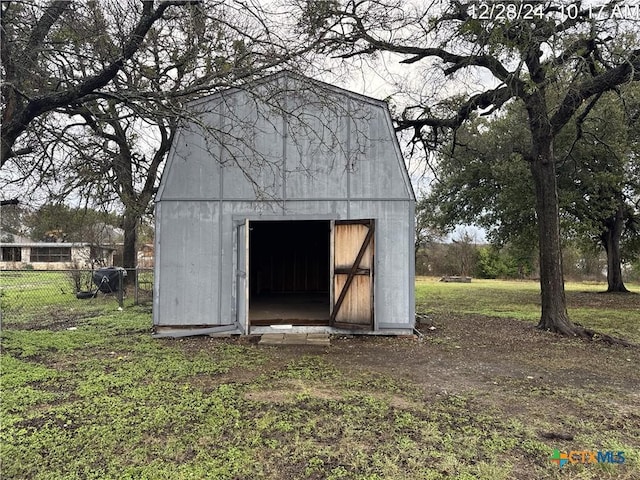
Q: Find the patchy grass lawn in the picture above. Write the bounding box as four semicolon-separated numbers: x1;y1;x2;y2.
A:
1;279;639;479
0;270;127;325
416;277;640;343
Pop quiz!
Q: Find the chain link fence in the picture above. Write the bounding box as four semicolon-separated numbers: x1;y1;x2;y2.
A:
0;268;153;323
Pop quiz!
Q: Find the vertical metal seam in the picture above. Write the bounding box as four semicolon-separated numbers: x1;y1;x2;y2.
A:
282;79;288;214
408;200;416;329
244;219;249;333
218;99;224;325
346;98;351;219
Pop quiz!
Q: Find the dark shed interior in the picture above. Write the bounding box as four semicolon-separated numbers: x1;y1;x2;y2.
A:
249;220;330;324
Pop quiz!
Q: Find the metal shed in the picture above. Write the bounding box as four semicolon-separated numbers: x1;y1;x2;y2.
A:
153;72;415;337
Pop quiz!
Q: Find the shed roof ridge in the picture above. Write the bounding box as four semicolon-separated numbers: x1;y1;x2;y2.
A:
187;70;390;109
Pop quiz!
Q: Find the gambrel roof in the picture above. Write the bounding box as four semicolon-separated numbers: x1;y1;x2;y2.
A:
158;71;415;203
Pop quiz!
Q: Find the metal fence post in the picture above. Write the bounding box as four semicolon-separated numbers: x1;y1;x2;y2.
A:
118;269;124;308
134;268;139;305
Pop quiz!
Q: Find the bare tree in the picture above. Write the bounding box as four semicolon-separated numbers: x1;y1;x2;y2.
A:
0;1;204;165
1;0;322;271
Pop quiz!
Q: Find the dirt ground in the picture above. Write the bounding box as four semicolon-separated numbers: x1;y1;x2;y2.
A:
355;314;639;395
231;314;640;478
26;307;640;400
227;314;640;398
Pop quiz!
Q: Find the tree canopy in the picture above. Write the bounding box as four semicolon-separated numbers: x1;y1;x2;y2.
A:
425;87;640;291
1;0;316;270
26;204;121;244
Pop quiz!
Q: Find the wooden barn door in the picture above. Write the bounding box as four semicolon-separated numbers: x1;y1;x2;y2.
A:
330;219;374;329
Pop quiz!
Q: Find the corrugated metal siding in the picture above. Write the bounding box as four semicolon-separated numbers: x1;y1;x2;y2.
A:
154;202;220;326
160;127;222;200
220;91;285;200
349;106;412;199
284;90;350;199
158;77;413;203
154;199;413;329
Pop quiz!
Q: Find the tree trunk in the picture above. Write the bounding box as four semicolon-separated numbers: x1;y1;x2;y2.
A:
1;117;28;165
530;153;577;335
601;202;629;293
122;210;138;285
526;97;583;337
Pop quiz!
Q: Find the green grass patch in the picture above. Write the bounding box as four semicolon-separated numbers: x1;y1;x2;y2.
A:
1;277;638;479
416;277;640;343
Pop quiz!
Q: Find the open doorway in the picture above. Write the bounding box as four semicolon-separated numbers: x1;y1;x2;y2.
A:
249;220;330;326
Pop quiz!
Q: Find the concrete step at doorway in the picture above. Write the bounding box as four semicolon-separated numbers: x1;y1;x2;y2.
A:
258;333;330;346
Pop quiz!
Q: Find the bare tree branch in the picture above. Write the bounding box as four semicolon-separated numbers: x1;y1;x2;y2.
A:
1;0;199;166
551;49;640;134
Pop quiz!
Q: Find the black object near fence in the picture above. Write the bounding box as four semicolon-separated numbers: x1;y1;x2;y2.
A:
75;267;127;305
94;267;127;293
